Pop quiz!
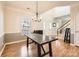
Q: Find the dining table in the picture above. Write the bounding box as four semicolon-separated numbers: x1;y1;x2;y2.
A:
25;33;58;57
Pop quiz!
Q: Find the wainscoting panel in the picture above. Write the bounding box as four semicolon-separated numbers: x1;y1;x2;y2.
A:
4;33;27;43
71;34;74;44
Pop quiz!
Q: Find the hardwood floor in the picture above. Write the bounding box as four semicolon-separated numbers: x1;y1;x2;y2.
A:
1;39;79;57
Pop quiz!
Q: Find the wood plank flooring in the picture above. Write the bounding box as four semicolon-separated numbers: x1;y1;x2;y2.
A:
1;39;79;57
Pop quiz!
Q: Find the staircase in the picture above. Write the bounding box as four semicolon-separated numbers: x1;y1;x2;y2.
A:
56;16;71;40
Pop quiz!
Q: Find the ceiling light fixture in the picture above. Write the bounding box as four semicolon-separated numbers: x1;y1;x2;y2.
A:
32;1;41;22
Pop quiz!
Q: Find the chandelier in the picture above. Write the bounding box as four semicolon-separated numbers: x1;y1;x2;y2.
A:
32;1;41;22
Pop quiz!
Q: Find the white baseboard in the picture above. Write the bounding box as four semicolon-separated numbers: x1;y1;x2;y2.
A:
0;33;5;56
5;39;27;45
70;43;76;46
0;44;6;56
0;39;27;56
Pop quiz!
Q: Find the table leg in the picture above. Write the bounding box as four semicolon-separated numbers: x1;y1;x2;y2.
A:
49;42;52;57
37;44;41;57
27;37;29;49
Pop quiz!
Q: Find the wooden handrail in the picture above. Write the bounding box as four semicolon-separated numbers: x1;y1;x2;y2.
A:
57;20;70;31
57;20;70;37
61;23;70;30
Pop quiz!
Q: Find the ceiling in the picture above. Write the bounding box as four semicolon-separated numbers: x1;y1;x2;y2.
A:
4;1;79;14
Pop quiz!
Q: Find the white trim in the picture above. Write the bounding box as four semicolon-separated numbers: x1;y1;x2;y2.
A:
0;44;6;56
5;39;26;45
70;43;76;46
0;33;4;38
0;39;26;56
0;33;5;56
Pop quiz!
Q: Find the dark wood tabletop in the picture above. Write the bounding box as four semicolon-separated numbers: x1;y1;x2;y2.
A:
25;33;57;45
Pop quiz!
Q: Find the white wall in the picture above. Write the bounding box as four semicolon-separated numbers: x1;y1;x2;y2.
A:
0;2;4;51
5;6;33;33
71;4;79;45
39;6;70;36
4;5;70;36
40;9;55;36
0;2;4;37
